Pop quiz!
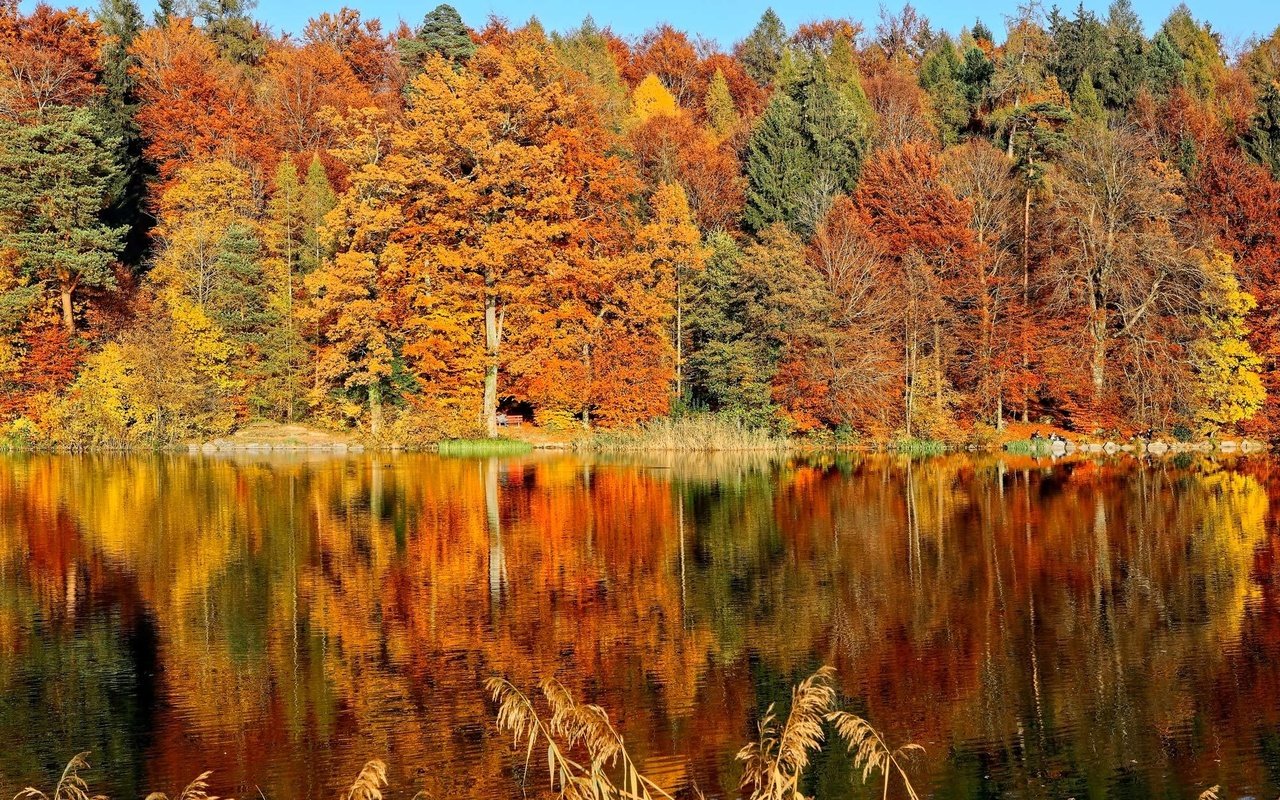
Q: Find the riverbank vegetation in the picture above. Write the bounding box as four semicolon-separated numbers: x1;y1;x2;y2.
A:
16;669;919;800
2;1;1280;448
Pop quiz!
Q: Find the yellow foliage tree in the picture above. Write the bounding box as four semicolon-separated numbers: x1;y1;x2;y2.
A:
305;107;403;436
1191;250;1266;433
637;183;708;404
631;73;678;123
390;37;580;436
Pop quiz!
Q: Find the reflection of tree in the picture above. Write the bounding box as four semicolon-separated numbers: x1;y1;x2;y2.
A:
0;452;1275;799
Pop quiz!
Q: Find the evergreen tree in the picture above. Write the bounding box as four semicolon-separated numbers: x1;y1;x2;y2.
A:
1101;0;1147;109
958;45;995;110
0;108;124;331
95;0;151;270
1146;31;1186;97
1049;3;1108;98
196;0;264;64
919;39;968;143
1243;82;1280;179
1159;4;1222;97
399;4;476;70
800;56;869;195
738;9;787;85
1071;70;1105;126
743;93;812;232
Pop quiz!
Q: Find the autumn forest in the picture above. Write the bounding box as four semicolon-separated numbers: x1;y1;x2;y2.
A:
3;0;1280;447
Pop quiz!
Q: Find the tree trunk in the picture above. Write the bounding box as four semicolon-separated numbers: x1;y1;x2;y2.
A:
369;383;383;438
675;263;684;402
1091;318;1107;398
483;292;500;438
60;285;74;331
1021;184;1032;423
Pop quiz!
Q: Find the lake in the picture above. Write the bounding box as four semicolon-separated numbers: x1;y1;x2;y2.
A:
0;452;1277;799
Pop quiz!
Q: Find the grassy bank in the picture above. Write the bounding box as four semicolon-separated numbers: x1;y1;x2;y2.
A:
585;414;790;452
435;437;533;456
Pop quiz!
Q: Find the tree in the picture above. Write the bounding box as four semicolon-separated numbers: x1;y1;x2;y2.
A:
552;17;629;127
637;183;708;402
1100;0;1147;109
1243;82;1280;178
685;228;804;426
0;108;123;331
1048;3;1106;99
737;9;786;85
130;18;269;184
0;2;102;115
95;0;151;269
261;42;372;154
743;93;812;232
631;73;678;122
391;37;582;436
1190;250;1265;433
305;107;402;436
194;0;264;65
1159;5;1222;98
855;142;977;438
704;68;738;139
399;4;475;71
1049;127;1201;418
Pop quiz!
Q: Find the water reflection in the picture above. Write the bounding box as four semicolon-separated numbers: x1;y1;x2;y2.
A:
0;452;1277;799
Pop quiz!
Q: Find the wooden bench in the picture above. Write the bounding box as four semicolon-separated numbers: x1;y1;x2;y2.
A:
496;413;527;428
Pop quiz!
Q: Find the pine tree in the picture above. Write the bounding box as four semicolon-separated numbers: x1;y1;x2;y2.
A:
95;0;151;270
743;93;813;232
1146;31;1185;96
1071;71;1105;126
1244;82;1280;178
1100;0;1147;109
0;108;124;331
400;4;475;71
738;9;787;85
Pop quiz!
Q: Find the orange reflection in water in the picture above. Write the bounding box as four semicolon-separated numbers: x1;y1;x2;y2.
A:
0;452;1277;799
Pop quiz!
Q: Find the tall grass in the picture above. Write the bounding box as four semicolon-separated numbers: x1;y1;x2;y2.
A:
890;438;948;456
735;667;922;800
486;677;673;800
1003;439;1052;455
23;671;917;800
587;414;789;452
435;438;533;456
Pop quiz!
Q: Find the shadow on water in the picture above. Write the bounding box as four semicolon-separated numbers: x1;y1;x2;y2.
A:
0;450;1277;799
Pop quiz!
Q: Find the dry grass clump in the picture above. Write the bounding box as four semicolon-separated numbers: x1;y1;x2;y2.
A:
13;753;106;800
144;770;220;800
735;666;923;800
586;414;789;452
737;666;837;799
487;676;674;800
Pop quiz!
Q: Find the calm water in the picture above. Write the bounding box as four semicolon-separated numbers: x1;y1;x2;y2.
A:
0;452;1278;799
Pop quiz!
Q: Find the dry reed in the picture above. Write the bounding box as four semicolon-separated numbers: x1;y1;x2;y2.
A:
12;753;105;800
344;761;388;800
734;666;923;800
486;676;674;800
143;770;221;800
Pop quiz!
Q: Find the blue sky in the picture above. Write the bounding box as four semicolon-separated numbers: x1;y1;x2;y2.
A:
22;0;1280;51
